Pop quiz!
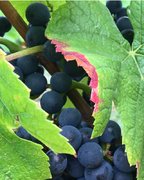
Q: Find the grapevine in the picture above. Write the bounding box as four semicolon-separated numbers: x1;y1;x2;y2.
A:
0;0;142;180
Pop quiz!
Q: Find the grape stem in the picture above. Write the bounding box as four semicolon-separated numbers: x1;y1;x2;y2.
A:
6;45;44;61
0;37;21;52
71;81;91;96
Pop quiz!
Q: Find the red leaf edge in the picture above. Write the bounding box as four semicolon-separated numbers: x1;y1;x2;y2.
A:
51;39;101;113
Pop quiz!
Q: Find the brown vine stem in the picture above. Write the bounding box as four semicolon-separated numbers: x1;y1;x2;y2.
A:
0;1;94;126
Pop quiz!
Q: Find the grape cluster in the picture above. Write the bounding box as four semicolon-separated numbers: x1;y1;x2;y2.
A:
1;1;137;179
106;0;134;45
16;109;136;180
48;116;136;180
9;2;88;110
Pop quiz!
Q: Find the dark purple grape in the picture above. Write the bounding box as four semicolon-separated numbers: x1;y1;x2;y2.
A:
25;73;47;96
113;146;135;173
121;29;134;45
100;120;121;143
43;41;63;62
58;108;82;128
26;3;50;26
0;16;11;33
53;176;64;180
17;55;38;75
47;150;67;176
115;8;127;20
79;127;92;144
84;161;113;180
77;177;85;180
40;90;64;114
78;142;103;168
63;60;86;80
116;16;133;32
106;0;122;14
62;173;75;180
113;169;133;180
66;156;84;178
10;59;17;66
50;72;72;93
26;26;47;47
16;126;31;140
61;125;82;150
14;66;24;81
80;121;89;128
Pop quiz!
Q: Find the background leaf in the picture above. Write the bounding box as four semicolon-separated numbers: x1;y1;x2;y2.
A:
10;1;48;23
48;0;66;11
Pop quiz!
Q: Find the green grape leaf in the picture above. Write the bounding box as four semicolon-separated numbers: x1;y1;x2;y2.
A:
0;124;51;180
47;0;66;11
0;51;75;155
122;0;131;7
0;51;75;178
46;0;129;137
46;1;144;179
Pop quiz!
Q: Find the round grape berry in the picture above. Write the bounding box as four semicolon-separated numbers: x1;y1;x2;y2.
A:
78;142;103;168
63;60;86;80
58;108;82;128
0;16;11;33
79;127;93;144
61;125;82;150
121;29;134;45
17;55;38;75
40;90;64;114
116;16;133;32
113;146;135;173
84;161;113;180
50;72;72;93
115;8;127;20
66;156;84;178
43;41;63;62
26;26;47;47
100;120;121;143
113;169;133;180
106;0;122;14
26;3;50;26
47;150;67;176
25;73;47;96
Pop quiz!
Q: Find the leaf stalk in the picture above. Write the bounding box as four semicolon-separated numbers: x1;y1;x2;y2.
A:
0;37;21;52
6;45;44;61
